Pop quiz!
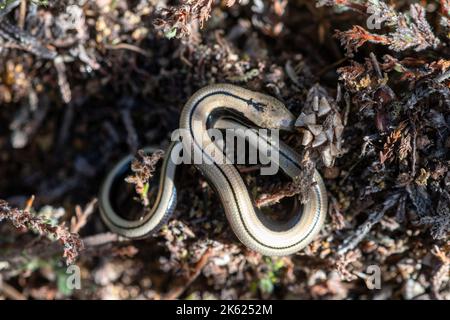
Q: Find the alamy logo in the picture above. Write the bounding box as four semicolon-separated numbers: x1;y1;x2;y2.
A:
366;265;381;290
367;6;384;30
66;265;81;290
170;120;281;176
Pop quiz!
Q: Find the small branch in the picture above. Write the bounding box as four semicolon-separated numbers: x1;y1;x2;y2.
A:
0;19;57;59
163;248;213;300
435;69;450;83
82;232;126;247
430;245;450;300
18;0;26;29
0;199;83;265
70;198;97;234
0;276;26;300
337;193;401;256
54;56;72;103
370;52;383;80
104;43;151;57
126;149;165;207
411;121;417;178
120;108;139;153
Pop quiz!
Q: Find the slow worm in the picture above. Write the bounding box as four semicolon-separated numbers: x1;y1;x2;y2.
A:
99;84;327;256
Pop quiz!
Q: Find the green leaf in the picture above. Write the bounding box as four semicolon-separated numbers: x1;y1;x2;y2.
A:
165;28;177;40
259;277;274;294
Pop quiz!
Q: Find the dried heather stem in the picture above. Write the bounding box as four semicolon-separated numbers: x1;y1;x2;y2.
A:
0;199;83;265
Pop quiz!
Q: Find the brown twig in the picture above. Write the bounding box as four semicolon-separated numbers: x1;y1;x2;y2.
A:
70;198;97;233
120;108;139;153
18;0;26;30
104;43;151;57
82;232;127;247
0;199;83;265
430;245;450;300
411;121;417;178
0;19;57;59
337;193;401;256
0;276;26;300
163;247;213;300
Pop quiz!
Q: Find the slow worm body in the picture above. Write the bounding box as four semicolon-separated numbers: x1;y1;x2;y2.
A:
100;84;327;256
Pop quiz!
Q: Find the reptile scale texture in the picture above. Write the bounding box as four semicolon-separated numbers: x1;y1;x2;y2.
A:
99;84;328;256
